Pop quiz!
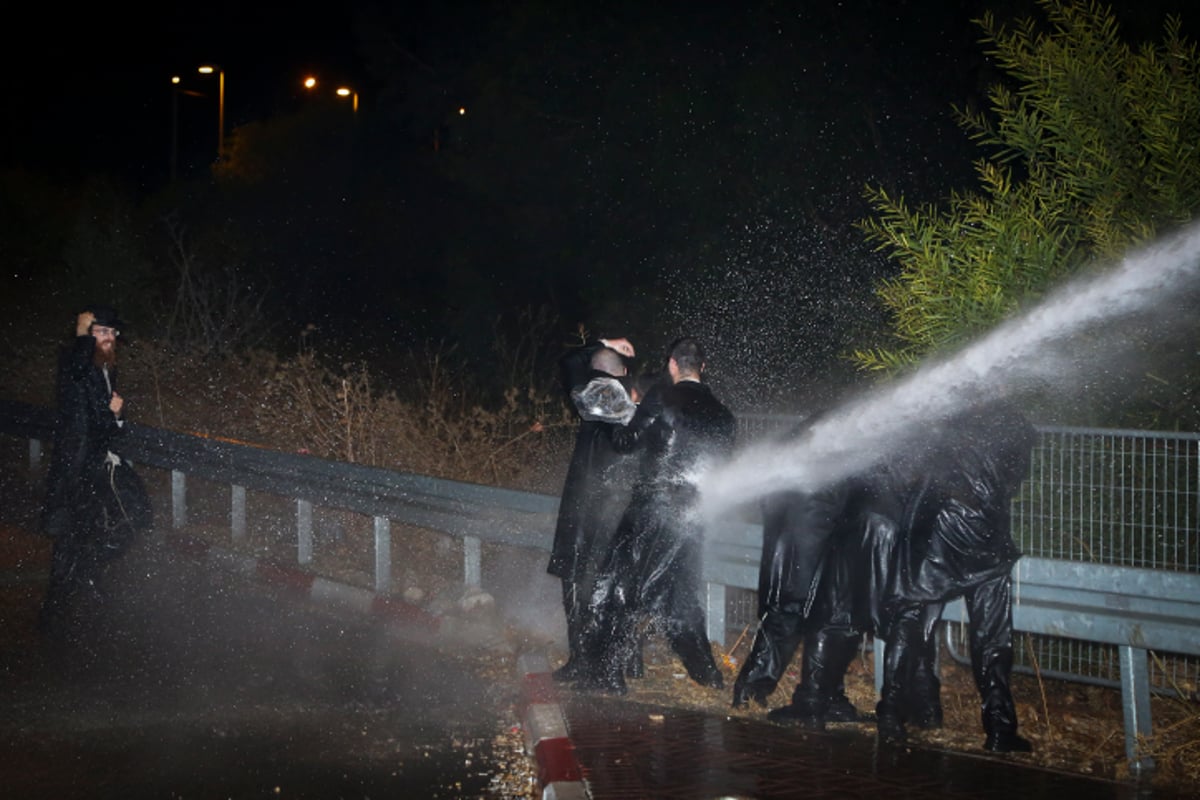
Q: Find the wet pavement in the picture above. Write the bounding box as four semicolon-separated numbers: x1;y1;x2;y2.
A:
0;530;516;799
560;696;1176;800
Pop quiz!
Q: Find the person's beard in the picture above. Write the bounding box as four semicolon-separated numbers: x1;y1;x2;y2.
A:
93;341;117;369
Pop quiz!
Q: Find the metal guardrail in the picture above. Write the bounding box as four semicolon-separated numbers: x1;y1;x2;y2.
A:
3;399;1197;773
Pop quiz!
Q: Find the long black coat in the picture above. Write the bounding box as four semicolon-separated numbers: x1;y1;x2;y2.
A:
591;379;736;623
874;403;1034;628
41;335;151;549
547;343;637;583
757;484;849;619
816;402;1036;638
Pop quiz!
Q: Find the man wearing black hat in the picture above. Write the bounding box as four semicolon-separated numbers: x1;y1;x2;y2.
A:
38;306;152;636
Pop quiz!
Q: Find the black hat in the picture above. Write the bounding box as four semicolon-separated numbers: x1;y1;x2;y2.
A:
84;304;125;332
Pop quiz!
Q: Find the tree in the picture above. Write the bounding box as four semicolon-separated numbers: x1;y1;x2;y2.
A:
854;1;1200;426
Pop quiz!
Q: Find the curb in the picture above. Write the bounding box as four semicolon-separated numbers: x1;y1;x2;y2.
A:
516;651;589;800
164;533;441;634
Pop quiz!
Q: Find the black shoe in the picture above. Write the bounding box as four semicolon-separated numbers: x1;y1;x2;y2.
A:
825;694;863;723
909;706;943;730
577;672;627;696
552;659;587;683
731;682;771;709
876;712;906;743
767;704;825;731
694;670;724;690
984;730;1033;753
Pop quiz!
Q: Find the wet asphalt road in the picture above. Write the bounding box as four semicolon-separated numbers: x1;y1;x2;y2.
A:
0;535;513;800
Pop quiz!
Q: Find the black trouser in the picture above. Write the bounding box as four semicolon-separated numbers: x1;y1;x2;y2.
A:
789;624;861;713
39;462;151;634
583;516;718;688
39;524;106;632
878;574;1016;735
733;605;805;699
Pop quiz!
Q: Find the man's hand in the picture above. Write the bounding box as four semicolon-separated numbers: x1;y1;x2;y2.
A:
76;311;95;337
599;337;635;358
109;391;124;417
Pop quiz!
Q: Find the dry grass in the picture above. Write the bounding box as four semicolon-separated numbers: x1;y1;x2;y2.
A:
0;336;575;493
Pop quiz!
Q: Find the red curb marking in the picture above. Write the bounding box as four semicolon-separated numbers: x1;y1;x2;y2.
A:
256;560;316;592
371;595;440;632
533;736;584;784
522;672;559;706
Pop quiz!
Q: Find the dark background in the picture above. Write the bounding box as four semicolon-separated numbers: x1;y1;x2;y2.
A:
2;1;1193;410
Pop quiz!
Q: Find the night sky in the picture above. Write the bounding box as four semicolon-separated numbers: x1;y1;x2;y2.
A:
3;3;364;186
8;1;1192;177
3;0;1196;407
5;0;1189;185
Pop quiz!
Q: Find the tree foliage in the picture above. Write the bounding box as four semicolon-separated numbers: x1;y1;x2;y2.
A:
854;0;1200;403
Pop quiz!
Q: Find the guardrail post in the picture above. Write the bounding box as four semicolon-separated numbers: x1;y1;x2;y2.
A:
1119;645;1156;774
464;535;481;587
231;485;247;542
171;470;187;529
29;438;42;472
297;500;313;565
874;637;885;696
705;582;726;646
373;516;391;593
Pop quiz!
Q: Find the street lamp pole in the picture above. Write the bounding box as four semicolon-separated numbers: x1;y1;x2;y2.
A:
198;64;225;161
336;87;359;116
170;76;181;183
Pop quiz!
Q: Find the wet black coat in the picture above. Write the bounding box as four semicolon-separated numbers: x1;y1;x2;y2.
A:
757;484;848;618
547;343;636;583
868;404;1036;633
605;379;737;604
582;379;736;685
732;477;854;701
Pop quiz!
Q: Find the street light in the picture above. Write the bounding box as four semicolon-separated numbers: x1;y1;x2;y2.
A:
197;64;225;160
335;86;358;114
169;74;210;183
302;75;359;117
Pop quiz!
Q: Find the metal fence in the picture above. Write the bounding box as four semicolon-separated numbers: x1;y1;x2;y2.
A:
728;415;1200;696
1017;426;1199;571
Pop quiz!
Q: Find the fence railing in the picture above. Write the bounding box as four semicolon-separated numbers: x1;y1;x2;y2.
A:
4;399;1198;774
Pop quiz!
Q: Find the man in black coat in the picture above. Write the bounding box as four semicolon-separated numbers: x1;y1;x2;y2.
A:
731;411;862;715
759;460;909;728
547;336;639;682
578;337;736;695
769;401;1035;752
38;306;153;635
872;401;1037;753
730;480;851;710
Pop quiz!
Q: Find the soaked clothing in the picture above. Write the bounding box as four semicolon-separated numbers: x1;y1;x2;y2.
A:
548;343;639;673
759;404;1034;740
39;335;152;633
581;379;736;692
732;482;850;706
877;404;1035;739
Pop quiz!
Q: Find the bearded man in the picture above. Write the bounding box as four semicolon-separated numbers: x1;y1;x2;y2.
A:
38;305;152;635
